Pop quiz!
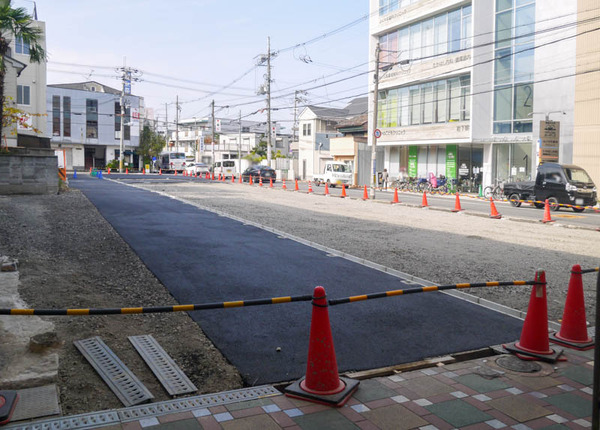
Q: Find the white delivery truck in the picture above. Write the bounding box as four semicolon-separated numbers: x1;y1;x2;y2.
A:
313;161;353;188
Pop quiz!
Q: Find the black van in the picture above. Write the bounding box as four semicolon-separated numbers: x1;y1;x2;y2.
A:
504;163;597;212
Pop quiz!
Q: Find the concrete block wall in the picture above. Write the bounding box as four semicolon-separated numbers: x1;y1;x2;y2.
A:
0;153;59;195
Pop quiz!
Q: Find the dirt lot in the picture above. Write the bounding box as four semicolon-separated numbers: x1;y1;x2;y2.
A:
1;178;598;416
0;189;242;415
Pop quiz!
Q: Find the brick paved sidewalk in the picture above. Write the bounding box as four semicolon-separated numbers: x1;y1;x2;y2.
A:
107;349;594;430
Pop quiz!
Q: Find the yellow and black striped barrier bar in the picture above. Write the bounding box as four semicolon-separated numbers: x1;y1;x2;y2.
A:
0;294;313;316
328;280;535;306
581;267;600;274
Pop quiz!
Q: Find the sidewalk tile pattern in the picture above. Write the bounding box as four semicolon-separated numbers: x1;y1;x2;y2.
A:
15;352;595;430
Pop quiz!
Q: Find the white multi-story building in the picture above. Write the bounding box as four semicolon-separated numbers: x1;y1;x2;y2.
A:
6;19;47;147
47;81;143;171
369;0;579;190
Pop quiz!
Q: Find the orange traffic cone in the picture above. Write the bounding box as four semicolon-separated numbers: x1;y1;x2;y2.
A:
259;176;263;187
174;170;178;176
324;182;330;196
269;178;273;188
107;168;111;175
232;175;235;183
294;180;299;191
362;185;368;200
490;198;502;219
421;191;428;208
282;179;287;190
239;174;242;184
159;169;162;175
541;199;555;223
550;265;594;350
143;168;146;175
89;167;92;174
392;188;400;204
504;270;563;362
452;193;462;212
249;175;253;185
341;184;347;198
285;286;359;406
307;181;313;193
126;168;129;174
211;172;215;180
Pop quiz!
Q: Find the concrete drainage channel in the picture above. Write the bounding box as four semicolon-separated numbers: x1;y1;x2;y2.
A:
4;386;280;430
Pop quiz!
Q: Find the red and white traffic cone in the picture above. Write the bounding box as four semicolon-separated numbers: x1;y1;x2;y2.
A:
285;286;359;406
503;270;564;362
550;264;594;350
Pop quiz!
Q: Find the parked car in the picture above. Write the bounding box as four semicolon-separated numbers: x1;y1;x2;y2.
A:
503;163;597;212
185;162;210;175
242;165;277;183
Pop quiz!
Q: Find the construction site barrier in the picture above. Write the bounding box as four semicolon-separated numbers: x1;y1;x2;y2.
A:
581;267;599;274
0;294;314;316
328;280;534;306
0;280;536;316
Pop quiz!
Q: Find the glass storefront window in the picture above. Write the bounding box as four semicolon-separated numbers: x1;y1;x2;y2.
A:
493;142;532;182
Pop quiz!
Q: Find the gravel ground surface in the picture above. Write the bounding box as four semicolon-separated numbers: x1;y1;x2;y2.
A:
0;179;598;416
131;179;599;323
0;189;242;415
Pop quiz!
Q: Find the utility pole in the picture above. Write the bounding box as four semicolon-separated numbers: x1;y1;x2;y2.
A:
165;103;168;153
119;58;126;173
293;90;307;144
266;36;272;166
370;43;381;200
175;95;179;153
116;58;142;173
238;110;242;175
211;100;215;164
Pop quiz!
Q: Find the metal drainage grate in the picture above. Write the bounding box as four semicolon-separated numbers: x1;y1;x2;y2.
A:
129;335;197;396
118;385;280;421
74;337;154;407
4;411;120;430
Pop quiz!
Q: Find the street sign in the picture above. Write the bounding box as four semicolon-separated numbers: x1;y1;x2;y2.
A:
374;129;382;139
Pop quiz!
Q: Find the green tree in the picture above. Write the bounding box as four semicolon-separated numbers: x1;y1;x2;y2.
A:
138;125;166;165
0;0;46;141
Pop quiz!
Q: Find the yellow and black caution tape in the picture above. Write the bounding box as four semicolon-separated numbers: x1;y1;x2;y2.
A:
581;267;600;274
0;279;545;315
0;294;313;316
328;280;535;306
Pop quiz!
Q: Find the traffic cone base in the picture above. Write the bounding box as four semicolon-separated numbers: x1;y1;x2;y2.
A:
284;286;359;407
0;391;19;425
503;270;564;363
549;264;594;350
285;376;359;407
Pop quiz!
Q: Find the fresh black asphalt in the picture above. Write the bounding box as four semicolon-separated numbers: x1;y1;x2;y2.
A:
72;176;525;385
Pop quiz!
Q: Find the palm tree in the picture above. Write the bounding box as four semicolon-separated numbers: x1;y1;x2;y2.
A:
0;0;46;142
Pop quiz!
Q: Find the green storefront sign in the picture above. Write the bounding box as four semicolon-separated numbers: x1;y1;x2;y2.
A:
446;145;457;179
408;146;418;177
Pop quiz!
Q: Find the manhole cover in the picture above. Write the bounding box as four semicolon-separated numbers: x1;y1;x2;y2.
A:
496;355;542;373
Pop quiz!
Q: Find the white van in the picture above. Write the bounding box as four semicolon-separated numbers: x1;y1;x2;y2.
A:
212;160;237;178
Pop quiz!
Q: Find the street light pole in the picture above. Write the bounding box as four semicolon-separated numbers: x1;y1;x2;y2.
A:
267;36;272;167
370;42;381;200
211;100;215;164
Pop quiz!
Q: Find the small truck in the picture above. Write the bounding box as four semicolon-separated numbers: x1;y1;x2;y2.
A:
313;161;353;188
503;163;597;212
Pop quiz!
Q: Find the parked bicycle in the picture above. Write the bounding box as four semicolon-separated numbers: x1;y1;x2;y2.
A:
483;179;504;200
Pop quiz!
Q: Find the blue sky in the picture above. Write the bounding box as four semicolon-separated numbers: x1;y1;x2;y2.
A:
15;0;370;131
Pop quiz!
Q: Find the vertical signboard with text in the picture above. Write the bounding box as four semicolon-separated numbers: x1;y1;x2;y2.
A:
445;145;457;179
539;120;560;164
408;146;418;177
